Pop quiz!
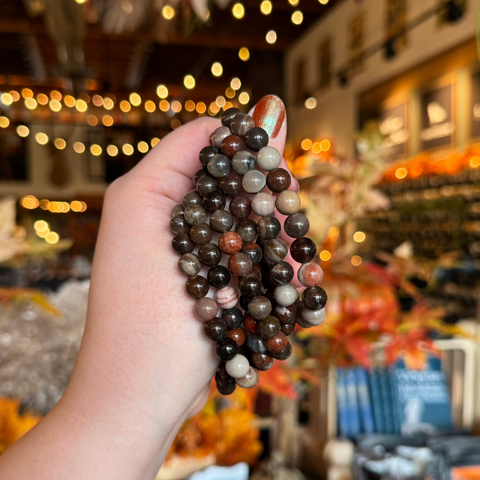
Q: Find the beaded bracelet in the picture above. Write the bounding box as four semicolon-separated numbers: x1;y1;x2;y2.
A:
170;107;327;395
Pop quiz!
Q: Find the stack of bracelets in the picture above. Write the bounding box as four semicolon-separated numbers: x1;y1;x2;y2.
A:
170;107;327;395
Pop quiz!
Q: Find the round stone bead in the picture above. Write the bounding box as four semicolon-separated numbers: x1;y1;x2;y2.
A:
274;304;297;324
198;243;222;267
238;273;262;297
219;172;242;197
184;204;208;226
251;352;273;371
217;381;236;395
194;168;208;186
242;170;266;193
257;216;281;240
172;233;195;254
216;369;236;390
215;337;239;361
236;218;257;243
223;307;243;330
244;314;258;333
267;168;291;193
221;107;241;127
281;322;296;336
216;286;238;310
190;223;212;245
303;286;328;310
199;145;219;166
264;238;288;263
257;146;282;171
183;191;203;208
236;366;259;389
240;295;250;311
172;204;184;217
230;113;255;137
204;318;228;341
232;151;256;175
229;252;253;277
276;191;301;215
284;213;310;238
302;307;327;326
251;192;276;216
207;154;231;178
291;237;317;263
298;262;324;287
270;261;294;286
186;275;209;299
248;296;272;320
266;331;287;353
208;265;231;289
195;297;219;321
258;315;281;339
230;195;252;219
179;253;201;277
274;283;298;307
296;311;312;329
219;232;243;255
170;215;190;235
210;126;231;148
271;341;292;360
246;333;267;353
241;243;263;265
225;354;250;378
203;191;225;213
226;328;246;347
221;135;244;158
245;127;269;152
210;210;233;233
196;175;219;196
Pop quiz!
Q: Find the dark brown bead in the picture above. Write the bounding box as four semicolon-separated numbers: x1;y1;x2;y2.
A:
203;191;225;212
204;318;228;341
241;243;262;265
264;238;288;263
240;295;250;311
190;223;212;245
228;252;253;277
303;286;328;310
215;337;239;361
284;213;310;238
273;303;297;324
230;194;252;219
251;352;273;371
208;265;231;288
267;168;292;193
199;146;218;166
226;328;246;346
238;273;262;297
170;215;190;235
217;381;236;395
230;113;255;137
281;322;296;336
207;154;231;178
246;333;267;353
245;127;269;152
232;151;256;175
194;168;208;185
183;191;203;208
248;296;272;320
219;172;242;197
221;107;241;127
198;243;222;267
258;315;281;339
186;275;209;299
244;313;259;333
257;216;281;240
271;341;292;360
172;233;195;254
210;210;233;233
172;204;184;217
223;307;243;329
196;175;219;195
221;135;244;158
236;218;257;243
216;367;236;388
219;232;243;254
184;204;208;225
291;237;317;263
266;331;287;352
270;261;294;286
179;253;201;277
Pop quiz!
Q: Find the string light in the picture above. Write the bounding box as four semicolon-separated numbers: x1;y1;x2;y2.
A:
54;138;66;150
92;94;103;106
216;96;226;108
103;97;114;110
232;3;245;19
49;99;62;112
35;132;49;145
45;232;60;245
40;199;50;210
75;99;88;112
171;100;182;113
90;144;102;156
106;145;118;156
320;250;331;261
37;93;48;105
1;93;13;105
0;116;9;128
145;100;156;112
239;47;250;61
20;196;39;209
312;142;321;154
64;95;76;108
291;10;303;24
266;30;277;44
73;142;85;153
209;102;220;115
151;138;160;147
9;91;20;102
395;167;408;179
160;100;170;112
184;75;195;89
70;201;83;212
129;92;141;106
239;92;250;105
196;102;206;114
321;140;331;151
319;0;329;4
120;100;131;112
354;231;366;243
230;78;241;90
156;85;169;99
17;125;29;137
260;1;272;14
50;90;62;101
301;139;312;150
102;115;114;126
224;101;233;110
34;220;48;232
185;100;195;112
289;0;299;5
87;115;98;126
22;88;33;99
211;62;223;77
25;98;37;110
351;255;362;266
122;143;134;156
138;141;149;153
305;97;317;109
162;5;175;19
225;87;236;98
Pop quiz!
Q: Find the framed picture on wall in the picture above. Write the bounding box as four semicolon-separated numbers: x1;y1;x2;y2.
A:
379;102;408;162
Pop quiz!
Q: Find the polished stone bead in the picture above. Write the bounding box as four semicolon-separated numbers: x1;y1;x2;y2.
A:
281;322;296;336
219;232;243;255
232;151;256;175
265;331;287;353
207;154;231;178
296;311;312;329
250;265;263;280
190;223;212;245
172;233;195;254
266;168;291;193
210;126;231;148
246;333;267;353
217;362;233;381
251;192;275;216
226;353;250;378
251;352;273;371
221;107;241;127
199;145;219;166
242;170;266;193
216;368;236;389
203;191;225;212
199;243;222;267
276;190;301;215
257;216;281;240
179;253;201;277
248;296;272;320
238;273;262;297
273;304;297;324
245;127;269;152
236;218;257;242
172;204;184;217
291;237;317;263
258;315;281;339
302;306;327;326
240;295;250;311
219;172;242;197
264;238;288;263
270;261;294;286
221;135;244;158
204;317;228;341
274;283;298;307
195;297;219;321
236;366;259;388
284;213;310;238
186;275;209;299
230;194;252;219
216;381;236;395
184;204;208;225
226;328;246;347
215;286;238;309
223;307;243;329
183;191;203;208
170;215;190;235
241;243;263;265
261;255;277;269
298;262;324;288
208;265;231;288
257;146;281;171
230;113;255;137
271;341;292;360
194;168;208;186
196;175;219;196
215;337;239;361
303;286;328;310
210;210;233;233
244;313;259;333
228;252;253;277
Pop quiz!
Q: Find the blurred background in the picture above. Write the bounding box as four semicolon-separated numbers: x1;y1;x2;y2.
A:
1;0;480;479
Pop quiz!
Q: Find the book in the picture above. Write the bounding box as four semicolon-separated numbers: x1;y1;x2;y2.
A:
355;367;375;434
336;368;350;438
379;367;396;434
369;368;386;434
345;368;361;438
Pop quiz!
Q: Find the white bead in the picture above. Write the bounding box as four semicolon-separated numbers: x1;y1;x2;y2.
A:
251;192;275;216
242;170;266;193
226;354;250;378
302;307;326;326
274;283;298;307
215;286;238;309
276;190;301;215
257;146;281;171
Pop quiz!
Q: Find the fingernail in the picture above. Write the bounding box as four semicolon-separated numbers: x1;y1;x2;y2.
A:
252;95;286;139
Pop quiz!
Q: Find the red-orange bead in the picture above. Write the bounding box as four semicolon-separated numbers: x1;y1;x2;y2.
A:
266;331;287;352
219;231;243;254
226;328;246;346
244;314;259;334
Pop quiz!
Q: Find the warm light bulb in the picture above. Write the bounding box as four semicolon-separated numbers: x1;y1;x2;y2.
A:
1;93;13;105
216;96;226;108
211;62;223;77
75;99;88;112
25;98;38;110
185;100;195;112
103;97;114;110
17;125;29;137
92;94;103;106
232;3;245;19
320;250;331;261
319;0;329;4
54;138;66;150
45;231;59;245
138;141;149;153
145;100;156;112
120;100;131;112
102;115;114;127
22;88;33;99
73;142;85;153
64;95;76;108
230;78;241;90
107;145;118;156
162;5;175;19
0;116;9;128
37;94;48;105
301;139;312;150
260;0;272;14
156;85;169;99
353;231;366;243
129;92;141;106
291;10;303;24
49;99;62;112
266;30;277;44
351;255;362;266
122;143;134;156
289;0;299;5
50;90;62;101
35;132;49;145
395;167;408;179
184;75;195;89
239;47;250;61
171;100;182;113
159;100;170;112
225;87;236;98
90;144;102;156
196;102;206;114
151;138;160;148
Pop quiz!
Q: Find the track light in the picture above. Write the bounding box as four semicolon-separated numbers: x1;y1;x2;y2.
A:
337;70;348;88
445;0;464;23
384;37;397;60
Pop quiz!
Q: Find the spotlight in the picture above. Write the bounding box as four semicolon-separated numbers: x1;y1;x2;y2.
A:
384;37;396;60
445;0;464;23
337;70;348;88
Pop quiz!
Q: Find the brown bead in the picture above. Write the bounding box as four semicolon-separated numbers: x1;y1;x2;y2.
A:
251;352;273;371
226;328;246;346
221;135;244;158
303;286;328;310
281;322;296;336
210;126;231;148
186;275;209;299
248;296;272;320
274;304;297;324
244;127;268;152
267;168;292;193
266;331;287;352
271;341;292;360
219;172;242;197
203;191;226;213
170;215;190;235
195;297;219;321
238;273;262;297
221;107;241;127
219;231;243;254
230;194;252;219
172;233;195;255
204;318;228;341
270;261;294;286
258;315;281;339
190;223;213;245
298;262;324;288
236;218;257;243
244;314;259;333
241;243;263;265
198;243;222;267
230;113;255;137
210;210;233;233
172;204;184;217
236;366;259;388
228;252;253;277
291;237;317;263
